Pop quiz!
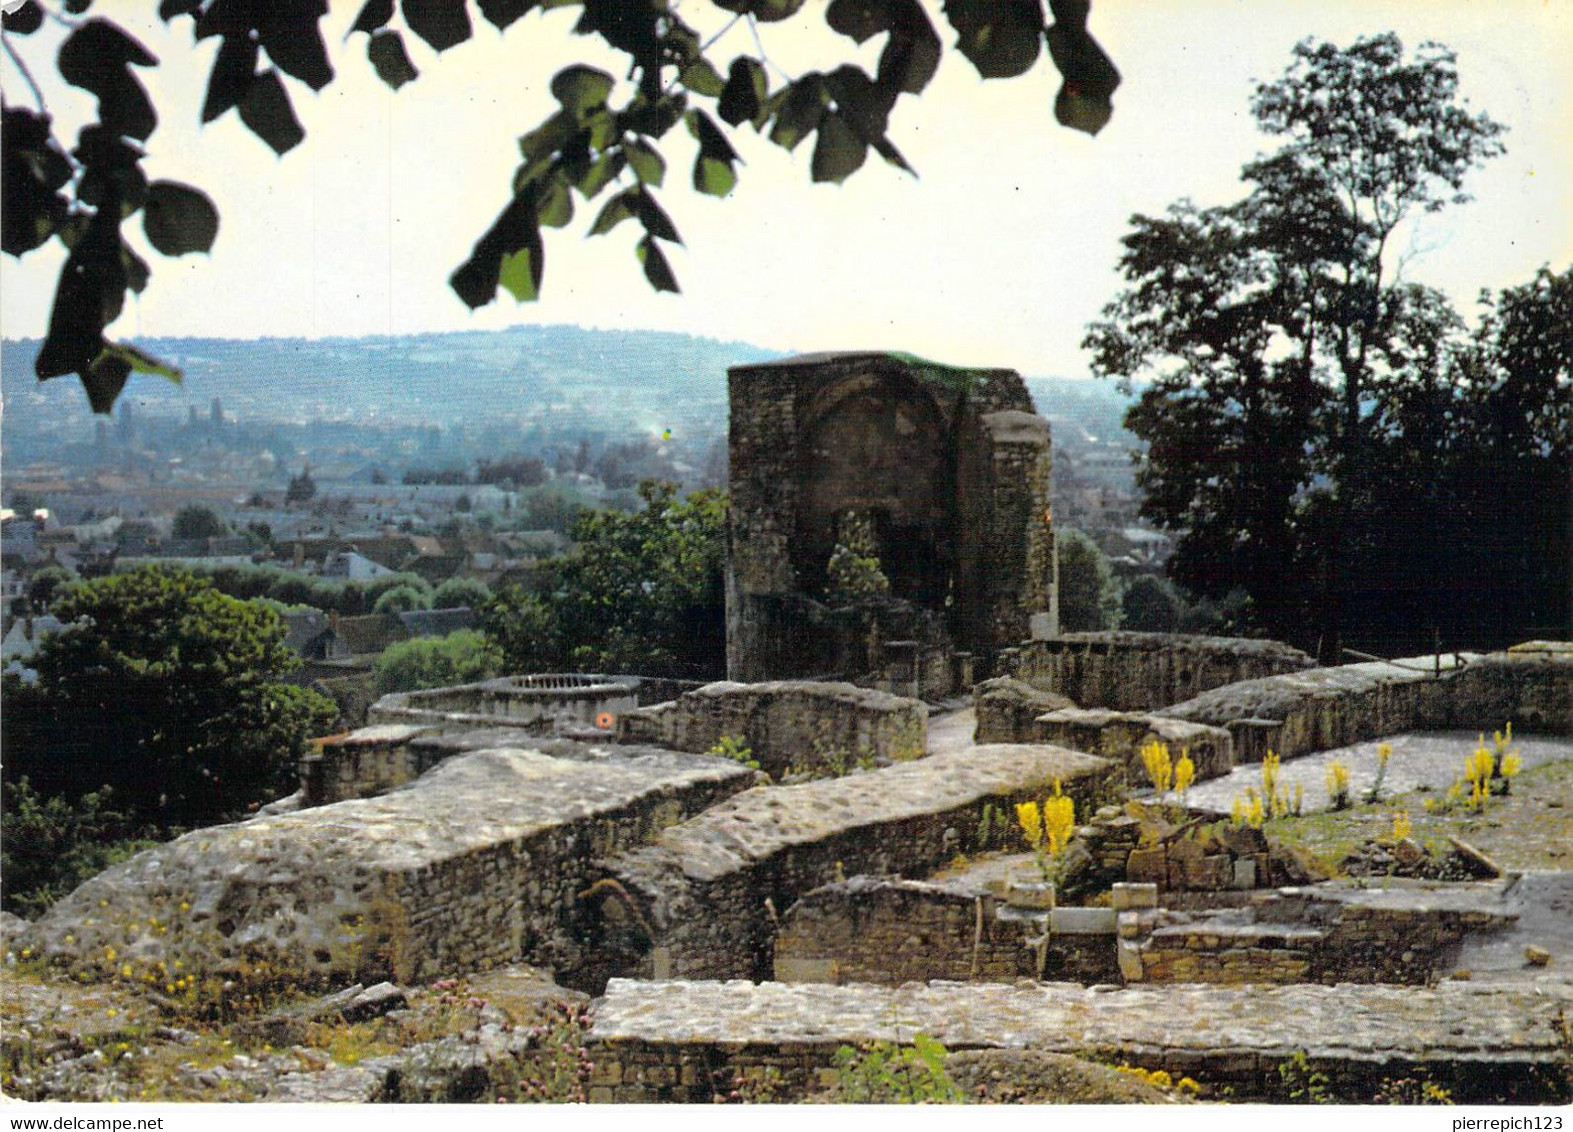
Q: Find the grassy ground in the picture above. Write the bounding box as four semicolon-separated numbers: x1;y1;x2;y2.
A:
1263;758;1573;873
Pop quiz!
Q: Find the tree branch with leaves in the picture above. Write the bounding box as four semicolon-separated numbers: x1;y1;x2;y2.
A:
2;0;1121;413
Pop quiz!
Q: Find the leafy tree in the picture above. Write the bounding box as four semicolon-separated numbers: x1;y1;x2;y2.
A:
372;630;500;695
432;575;492;609
482;480;727;677
24;563;76;610
1;779;159;919
1086;34;1507;656
373;583;432;613
2;0;1120;414
362;571;433;608
1121;573;1180;633
170;502;230;541
1;566;336;827
1056;526;1121;631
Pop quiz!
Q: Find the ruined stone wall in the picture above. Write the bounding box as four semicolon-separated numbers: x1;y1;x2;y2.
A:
24;745;756;988
300;725;444;807
585;978;1572;1103
369;674;642;732
1006;632;1314;711
972;677;1075;744
726;352;1054;685
1166;651;1573;760
614;680;927;779
1031;708;1235;783
579;744;1116;987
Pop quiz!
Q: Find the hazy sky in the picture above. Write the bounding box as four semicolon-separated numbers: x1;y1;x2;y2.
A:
2;1;1569;381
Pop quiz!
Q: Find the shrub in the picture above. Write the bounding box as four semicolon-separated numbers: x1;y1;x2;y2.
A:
373;584;431;613
372;631;500;695
0;779;159;918
833;1034;965;1104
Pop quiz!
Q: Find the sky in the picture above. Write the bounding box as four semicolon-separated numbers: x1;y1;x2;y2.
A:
1;0;1570;383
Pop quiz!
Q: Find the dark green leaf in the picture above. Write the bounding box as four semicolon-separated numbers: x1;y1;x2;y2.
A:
635;189;681;243
450;194;538;308
687;109;738;162
98;341;182;383
769;74;827;151
693;156;736;197
551;65;615;119
943;0;1043;79
81;353;133;415
497;235;544;301
619;93;687;139
62;0;93;15
1053;86;1112;135
121;242;150;293
477;0;533;30
825;64;895;138
402;0;472;53
58;20;159;141
202;34;258;122
142;180;220;256
680;60;726;98
637;235;679;293
811;111;867;182
3;2;44;35
259;18;334;91
238;70;306;155
159;0;203;19
878;7;941;94
518;111;576;162
719;57;768;127
36;209;125;385
574;150;626;197
870;132;914;173
2;108;71;255
536;174;574;228
625;139;666;186
367;30;420;90
1045;21;1120;99
710;0;806;23
350;0;395;34
589;190;637;236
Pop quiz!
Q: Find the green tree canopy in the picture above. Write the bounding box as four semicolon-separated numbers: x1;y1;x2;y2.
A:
1;566;336;827
1085;33;1522;656
482;480;728;677
1056;526;1121;632
372;629;500;695
3;0;1120;414
432;575;492;609
170;503;230;541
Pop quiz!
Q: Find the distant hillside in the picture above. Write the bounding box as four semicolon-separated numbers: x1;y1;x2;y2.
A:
2;326;1135;454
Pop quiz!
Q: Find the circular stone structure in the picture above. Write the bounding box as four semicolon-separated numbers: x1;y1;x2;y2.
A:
369;673;651;732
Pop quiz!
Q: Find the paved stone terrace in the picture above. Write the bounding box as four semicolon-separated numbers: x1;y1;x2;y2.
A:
588;977;1573;1101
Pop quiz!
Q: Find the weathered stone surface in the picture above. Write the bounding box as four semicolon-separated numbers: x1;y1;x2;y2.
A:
973;677;1076;743
578;743;1115;985
1166;652;1573;759
21;742;756;986
615;679;927;778
1032;708;1235;782
1008;632;1313;712
725;352;1055;689
587;977;1572;1102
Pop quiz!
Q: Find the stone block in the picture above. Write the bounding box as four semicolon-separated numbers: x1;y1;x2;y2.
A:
1049;907;1117;935
1184;854;1232;891
1231;858;1257;890
1117;938;1145;981
1126;848;1167;886
1111;882;1158;910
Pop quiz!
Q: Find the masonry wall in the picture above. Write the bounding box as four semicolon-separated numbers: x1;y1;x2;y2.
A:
1166;651;1573;760
615;680;928;779
576;745;1116;988
726;353;1055;685
1006;632;1314;711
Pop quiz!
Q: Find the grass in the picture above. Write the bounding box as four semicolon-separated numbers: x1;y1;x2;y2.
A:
1263;758;1573;874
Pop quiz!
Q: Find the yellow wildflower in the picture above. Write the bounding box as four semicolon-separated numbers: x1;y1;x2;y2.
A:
1016;801;1043;849
1174;750;1195;796
1391;812;1412;841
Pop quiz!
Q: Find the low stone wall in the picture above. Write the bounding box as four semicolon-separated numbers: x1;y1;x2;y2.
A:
1033;708;1235;783
773;876;1118;986
575;744;1116;988
972;677;1075;743
1165;651;1573;760
300;725;442;807
368;673;700;734
1124;881;1516;986
22;743;756;988
585;978;1572;1103
1004;632;1313;712
615;679;928;779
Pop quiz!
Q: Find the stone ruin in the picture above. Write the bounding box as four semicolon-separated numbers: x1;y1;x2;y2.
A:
726;352;1058;698
11;352;1573;1104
